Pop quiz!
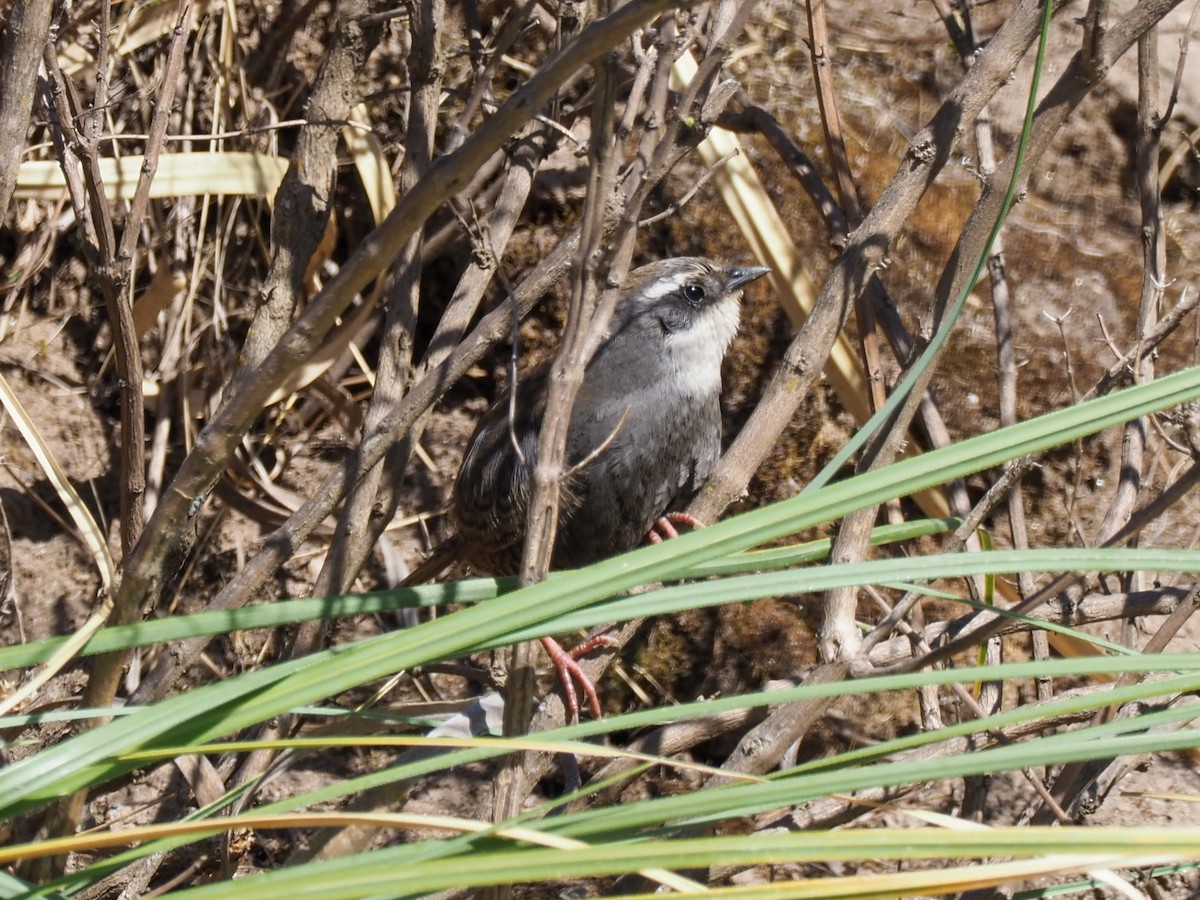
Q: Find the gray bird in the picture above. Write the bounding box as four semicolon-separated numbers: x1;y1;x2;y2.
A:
454;257;768;570
415;257;770;716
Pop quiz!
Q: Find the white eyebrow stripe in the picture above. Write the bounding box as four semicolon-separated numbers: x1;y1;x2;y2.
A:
639;270;695;301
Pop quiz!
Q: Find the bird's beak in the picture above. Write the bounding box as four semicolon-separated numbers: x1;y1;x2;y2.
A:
725;265;772;291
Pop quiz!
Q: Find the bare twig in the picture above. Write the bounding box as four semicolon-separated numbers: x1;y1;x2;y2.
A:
74;0;191;698
948;0;1048;700
306;0;442;625
518;16;622;590
637;147;738;226
1161;0;1200;126
1028;20;1172;826
806;0;887;433
234;3;377;387
0;0;55;217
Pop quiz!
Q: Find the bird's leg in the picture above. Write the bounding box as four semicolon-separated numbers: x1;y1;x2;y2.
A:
646;511;704;543
568;633;620;658
545;514;704;718
540;636;604;721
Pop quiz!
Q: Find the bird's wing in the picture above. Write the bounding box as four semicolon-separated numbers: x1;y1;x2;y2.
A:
452;363;585;572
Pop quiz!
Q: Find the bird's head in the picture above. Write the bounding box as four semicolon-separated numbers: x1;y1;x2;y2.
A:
616;257;771;391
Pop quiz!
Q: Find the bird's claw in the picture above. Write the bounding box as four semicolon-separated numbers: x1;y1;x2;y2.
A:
541;636;605;721
646;511;704;544
569;634;620;659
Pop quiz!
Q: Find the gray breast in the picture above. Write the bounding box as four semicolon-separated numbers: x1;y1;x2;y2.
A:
552;332;723;568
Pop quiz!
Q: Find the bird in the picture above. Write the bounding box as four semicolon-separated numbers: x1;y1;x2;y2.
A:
414;257;770;718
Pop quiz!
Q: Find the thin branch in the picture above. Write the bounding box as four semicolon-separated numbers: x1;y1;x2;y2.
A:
1028;20;1171;827
0;0;55;217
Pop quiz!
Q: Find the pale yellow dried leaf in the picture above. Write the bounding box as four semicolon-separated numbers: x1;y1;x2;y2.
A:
14;153;288;204
345;104;398;225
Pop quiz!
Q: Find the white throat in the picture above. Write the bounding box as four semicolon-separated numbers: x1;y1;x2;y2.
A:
662;298;741;396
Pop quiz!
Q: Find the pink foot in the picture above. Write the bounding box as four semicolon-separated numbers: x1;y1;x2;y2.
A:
541;636;604;721
569;634;620;659
646;511;705;544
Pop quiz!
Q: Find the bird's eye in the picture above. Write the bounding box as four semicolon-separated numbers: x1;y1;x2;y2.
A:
683;283;706;305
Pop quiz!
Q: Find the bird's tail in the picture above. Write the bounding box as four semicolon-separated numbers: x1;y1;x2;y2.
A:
397;536;463;588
